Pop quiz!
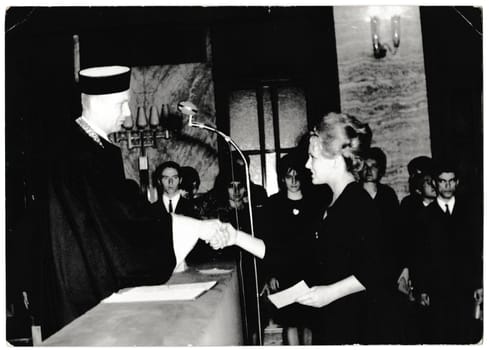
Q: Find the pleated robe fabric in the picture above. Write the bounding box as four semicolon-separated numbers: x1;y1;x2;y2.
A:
32;122;176;339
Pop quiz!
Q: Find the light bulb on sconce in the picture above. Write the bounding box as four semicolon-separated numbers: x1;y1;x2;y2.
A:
391;15;401;48
370;15;401;59
123;114;133;129
148;105;160;128
160;103;171;139
136;105;148;129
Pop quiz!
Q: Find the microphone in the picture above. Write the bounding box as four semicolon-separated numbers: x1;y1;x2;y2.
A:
177;101;198;116
177;101;198;127
177;100;262;344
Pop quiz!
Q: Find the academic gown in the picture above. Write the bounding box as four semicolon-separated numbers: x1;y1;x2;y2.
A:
32;122;176;339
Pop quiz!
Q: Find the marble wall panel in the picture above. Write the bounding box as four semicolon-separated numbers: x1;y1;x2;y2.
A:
119;63;218;194
334;6;431;199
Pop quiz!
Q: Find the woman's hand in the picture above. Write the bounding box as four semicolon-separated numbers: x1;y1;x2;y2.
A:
208;222;237;249
296;285;339;308
198;219;223;242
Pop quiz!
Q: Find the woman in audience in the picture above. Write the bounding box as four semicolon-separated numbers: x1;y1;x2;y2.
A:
262;153;316;345
212;112;402;344
360;147;400;290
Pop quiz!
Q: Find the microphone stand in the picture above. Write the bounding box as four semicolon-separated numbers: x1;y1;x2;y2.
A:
188;113;263;345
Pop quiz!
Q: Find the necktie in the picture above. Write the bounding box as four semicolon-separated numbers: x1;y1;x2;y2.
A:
445;204;451;217
168;199;173;213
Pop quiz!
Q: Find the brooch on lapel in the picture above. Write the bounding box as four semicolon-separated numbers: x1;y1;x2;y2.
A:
292;208;300;215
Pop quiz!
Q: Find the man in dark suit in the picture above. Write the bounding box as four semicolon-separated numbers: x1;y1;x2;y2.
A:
151;161;199;271
416;161;482;344
152;161;197;217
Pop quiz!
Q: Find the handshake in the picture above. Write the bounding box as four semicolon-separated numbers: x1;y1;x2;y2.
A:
200;220;238;250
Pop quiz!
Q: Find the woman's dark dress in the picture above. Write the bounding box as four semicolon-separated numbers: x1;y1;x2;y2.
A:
262;192;317;327
305;182;402;344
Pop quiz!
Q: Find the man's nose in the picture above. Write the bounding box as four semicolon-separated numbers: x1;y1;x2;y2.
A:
122;102;131;117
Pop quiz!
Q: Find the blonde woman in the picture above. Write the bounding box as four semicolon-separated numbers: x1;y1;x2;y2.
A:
211;113;402;344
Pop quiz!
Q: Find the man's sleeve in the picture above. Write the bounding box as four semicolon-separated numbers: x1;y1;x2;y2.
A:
171;214;203;268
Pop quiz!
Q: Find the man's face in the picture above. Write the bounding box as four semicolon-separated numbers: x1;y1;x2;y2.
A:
93;91;131;134
362;158;381;183
435;172;458;199
420;174;437;199
160;167;181;197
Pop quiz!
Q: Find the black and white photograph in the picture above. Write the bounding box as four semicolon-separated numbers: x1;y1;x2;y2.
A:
3;4;483;346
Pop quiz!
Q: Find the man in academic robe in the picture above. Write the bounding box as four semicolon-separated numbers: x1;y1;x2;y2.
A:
26;66;223;339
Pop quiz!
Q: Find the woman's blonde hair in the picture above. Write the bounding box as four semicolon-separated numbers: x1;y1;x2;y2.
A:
312;112;372;178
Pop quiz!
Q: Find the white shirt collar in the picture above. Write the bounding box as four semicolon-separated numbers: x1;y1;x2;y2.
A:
437;196;456;214
80;116;110;142
163;192;181;212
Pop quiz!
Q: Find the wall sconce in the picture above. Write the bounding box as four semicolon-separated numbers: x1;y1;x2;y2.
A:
111;103;180;151
370;15;401;58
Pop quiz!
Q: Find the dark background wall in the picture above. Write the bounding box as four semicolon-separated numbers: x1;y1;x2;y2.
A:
5;6;482;340
420;6;482;221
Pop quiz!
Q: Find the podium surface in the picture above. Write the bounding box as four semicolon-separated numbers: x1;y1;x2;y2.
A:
42;262;243;346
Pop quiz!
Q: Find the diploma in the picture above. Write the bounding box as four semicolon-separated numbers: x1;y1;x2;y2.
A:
267;280;311;309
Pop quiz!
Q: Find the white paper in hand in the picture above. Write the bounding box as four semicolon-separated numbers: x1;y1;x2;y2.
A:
267;280;310;309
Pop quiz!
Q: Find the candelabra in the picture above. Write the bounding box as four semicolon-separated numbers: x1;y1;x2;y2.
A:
111;103;181;151
110;103;181;201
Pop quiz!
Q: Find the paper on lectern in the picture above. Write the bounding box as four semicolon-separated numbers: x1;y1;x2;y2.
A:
102;281;217;303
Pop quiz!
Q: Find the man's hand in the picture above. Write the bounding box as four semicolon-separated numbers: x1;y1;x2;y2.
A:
474;288;483;303
420;293;430;306
208;222;238;250
268;277;280;292
199;219;223;242
296;285;338;308
397;268;410;295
